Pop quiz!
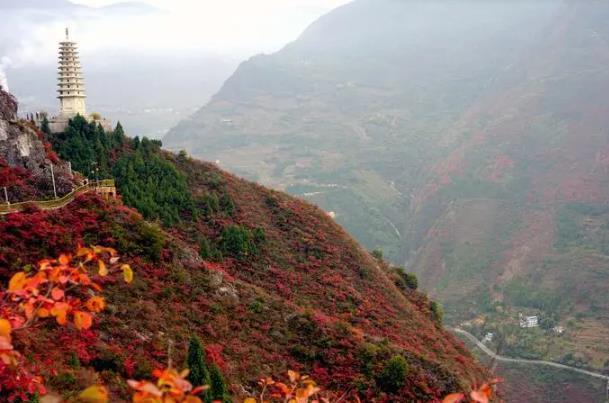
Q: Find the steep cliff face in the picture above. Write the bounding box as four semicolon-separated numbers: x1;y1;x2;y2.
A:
0;87;74;200
0;86;17;121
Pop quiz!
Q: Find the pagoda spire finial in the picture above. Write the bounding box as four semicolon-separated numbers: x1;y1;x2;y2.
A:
65;27;69;41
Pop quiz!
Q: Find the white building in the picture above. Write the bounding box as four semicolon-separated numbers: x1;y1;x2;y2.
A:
57;28;86;117
48;28;86;133
482;332;494;343
519;314;539;328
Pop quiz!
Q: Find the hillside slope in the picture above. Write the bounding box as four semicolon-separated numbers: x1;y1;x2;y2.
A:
164;0;609;381
0;88;487;401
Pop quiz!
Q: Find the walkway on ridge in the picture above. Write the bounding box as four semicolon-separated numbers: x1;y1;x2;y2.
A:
0;179;116;215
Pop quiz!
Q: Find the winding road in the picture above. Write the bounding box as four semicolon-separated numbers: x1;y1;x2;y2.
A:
452;328;609;381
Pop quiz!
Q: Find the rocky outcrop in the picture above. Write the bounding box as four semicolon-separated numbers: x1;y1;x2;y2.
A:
0;86;17;121
0;87;75;200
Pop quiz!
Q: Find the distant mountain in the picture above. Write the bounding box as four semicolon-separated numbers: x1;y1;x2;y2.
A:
165;0;562;262
165;0;609;399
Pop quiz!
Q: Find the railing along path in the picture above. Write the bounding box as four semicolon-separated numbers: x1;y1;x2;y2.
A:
0;179;115;215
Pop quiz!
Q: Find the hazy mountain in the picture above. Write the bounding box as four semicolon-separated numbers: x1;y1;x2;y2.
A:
165;0;562;261
165;0;609;399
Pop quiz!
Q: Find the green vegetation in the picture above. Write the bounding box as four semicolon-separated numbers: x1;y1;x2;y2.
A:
198;235;223;261
40;116;51;136
430;301;444;325
208;364;230;403
109;219;165;262
554;202;609;253
199;236;212;259
376;355;408;393
219;225;265;259
186;337;231;402
371;249;383;260
502;278;562;314
393;268;418;291
113;137;196;225
53;115;122;178
53;118;199;226
186;337;211;395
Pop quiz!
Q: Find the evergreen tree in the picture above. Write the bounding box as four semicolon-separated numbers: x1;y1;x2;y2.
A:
52;117;197;225
219;193;235;216
186;337;210;395
112;122;125;145
209;364;231;402
41;116;51;136
199;236;212;259
219;225;254;259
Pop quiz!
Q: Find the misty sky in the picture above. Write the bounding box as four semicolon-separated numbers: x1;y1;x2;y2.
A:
1;0;351;78
70;0;352;55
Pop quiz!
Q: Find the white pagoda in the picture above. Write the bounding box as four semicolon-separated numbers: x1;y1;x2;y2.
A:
57;28;86;118
46;28;111;133
48;28;86;133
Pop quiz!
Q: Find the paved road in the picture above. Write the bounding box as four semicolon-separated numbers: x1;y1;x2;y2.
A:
452;328;609;381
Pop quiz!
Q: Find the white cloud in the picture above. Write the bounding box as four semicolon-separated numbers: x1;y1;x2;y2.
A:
0;0;351;92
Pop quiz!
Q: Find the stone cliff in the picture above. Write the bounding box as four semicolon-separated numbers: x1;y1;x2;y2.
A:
0;86;75;201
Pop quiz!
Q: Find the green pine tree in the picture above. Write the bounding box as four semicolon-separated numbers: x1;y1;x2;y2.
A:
41;116;51;136
113;121;125;145
209;364;231;402
199;236;212;259
186;337;210;397
219;193;235;216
